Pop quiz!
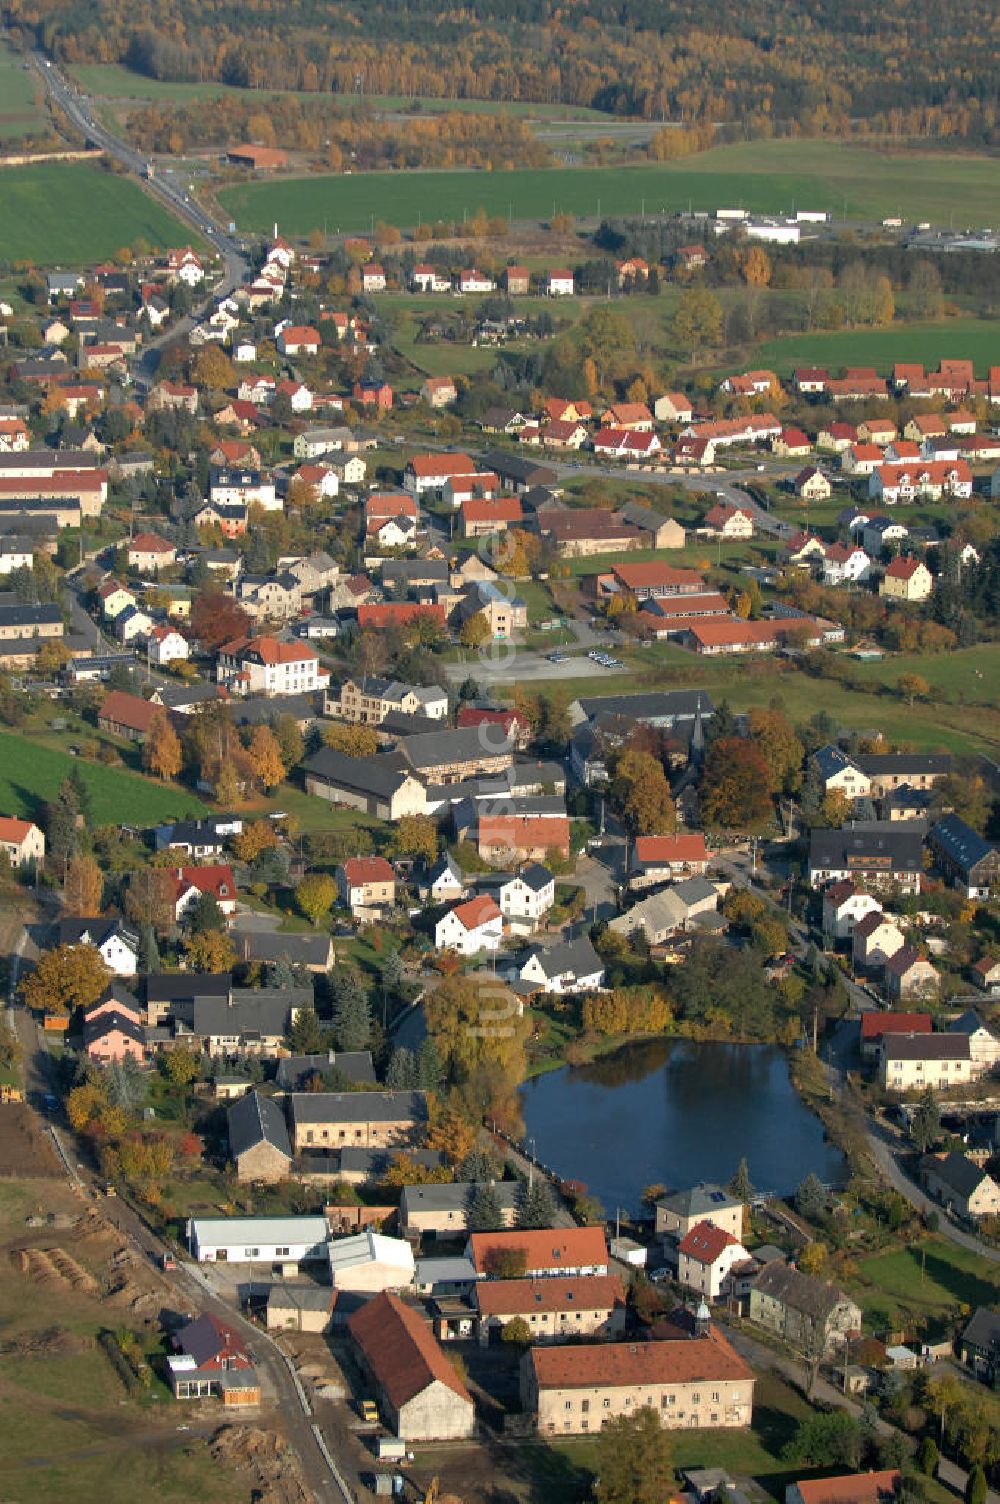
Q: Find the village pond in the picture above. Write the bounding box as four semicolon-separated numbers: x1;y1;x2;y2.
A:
520;1038;847;1216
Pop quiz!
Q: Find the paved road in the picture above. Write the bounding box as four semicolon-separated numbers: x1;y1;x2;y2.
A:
32;54;249;385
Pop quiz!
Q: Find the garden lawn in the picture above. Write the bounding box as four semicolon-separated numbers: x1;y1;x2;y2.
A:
0;163;193;263
757;318;1000;378
218;139;1000;235
0;731;208;825
853;1236;1000;1330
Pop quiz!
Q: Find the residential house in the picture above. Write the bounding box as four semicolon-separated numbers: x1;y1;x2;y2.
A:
228;1089;293;1183
215;636;329;697
467;1226;608;1279
167;1314;259;1405
435;895;503;956
330;676;448;726
807;826;924;892
477;813;570;865
702;502;754;538
474;1275;625;1346
972;958;1000;998
400;1181;520;1240
655;1184;744;1245
884;945;939;1003
518;936;605;995
83;1000;145;1065
277;325;321;357
397;725;514;785
678;1221;750;1301
348;1292;475;1440
654;392;694;423
522;1322;754;1435
852;911;906;971
56;917;139;976
337;856;397;917
629;834;709;890
170;864;237;921
811;745;872;799
420;377;458;408
290;1090;427;1153
540;509;645;557
860;1011;930;1062
878;1032;976;1092
961;1308;1000;1382
822;542;870;585
862;516;909;557
856;753;950;795
127;532;176;573
920;1152;1000;1222
879;556;933;603
498;865;555;932
546;269;574;296
503;267;530;295
748;1263;861;1353
0;816;44;870
929;814;1000;898
147;624;189;666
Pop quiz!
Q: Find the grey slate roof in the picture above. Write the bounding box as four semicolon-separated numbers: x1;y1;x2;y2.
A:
930;814;996;876
856;754;951;777
948;1009;990;1038
921;1151;991;1201
146;972;232;1005
812;744;861;783
508;863;554;894
231;928;333;969
752;1261;854;1321
228;1089;292;1162
574;690;715;726
56;917;139;951
303;746;413;797
809;824;924;872
274;1051;375;1091
962;1306;1000;1353
523;935;603;980
291;1089;428;1126
397;725;514;772
656;1182;741;1219
881;1032;970;1061
401;1181;521;1215
192;987;311;1039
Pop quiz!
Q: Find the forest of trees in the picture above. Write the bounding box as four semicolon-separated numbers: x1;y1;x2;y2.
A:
9;0;1000;142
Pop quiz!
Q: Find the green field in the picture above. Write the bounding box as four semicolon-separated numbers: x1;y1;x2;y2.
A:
218;138;1000;235
0;42;49;141
0;163;193;263
758;317;1000;377
854;1237;1000;1330
0;730;207;826
70;63;611;119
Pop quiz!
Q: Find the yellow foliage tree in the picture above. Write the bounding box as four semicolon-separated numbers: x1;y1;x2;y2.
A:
248;725;286;790
21;943;110;1016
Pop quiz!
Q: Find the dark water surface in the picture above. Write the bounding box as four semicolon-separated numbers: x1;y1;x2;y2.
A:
520;1038;847;1215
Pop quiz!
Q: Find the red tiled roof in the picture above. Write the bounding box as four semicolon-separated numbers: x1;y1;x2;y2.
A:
678;1220;740;1264
450;894;502;931
613;562;706;590
0;816;37;843
468;1225;607;1274
884;556;925;581
529;1323;753;1389
98;689;160;734
343;856;395;886
462;496;522;525
171;864;236;903
357;603;446;630
634;834;708;864
219;635;317;665
861;1011;931;1040
348;1292;472;1408
794;1471;901;1504
407;453;474;478
478;814;570;853
475;1275;624;1317
129;531;174;553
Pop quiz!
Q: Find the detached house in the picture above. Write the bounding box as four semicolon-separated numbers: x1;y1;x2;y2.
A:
216;636;329;697
170;864;238;921
677;1221;749;1300
168;1314;259;1406
337;856;396;917
434;895;503;956
921;1152;1000;1222
749;1264;861;1354
884;945;939;1003
498;864;555;933
879;556;933;603
0;816;44;870
128;532;176;573
879;1032;975;1092
56;917;139;975
929;814;1000;899
518;936;605;995
629;834;709;889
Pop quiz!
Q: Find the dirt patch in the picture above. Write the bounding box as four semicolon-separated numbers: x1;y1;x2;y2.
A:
211;1423;312;1504
0;1325;93;1360
0;1105;60;1177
